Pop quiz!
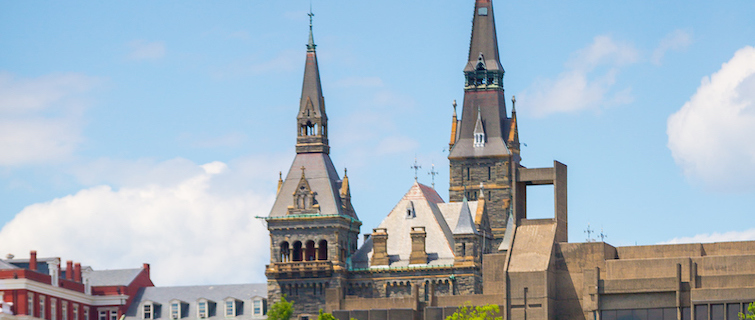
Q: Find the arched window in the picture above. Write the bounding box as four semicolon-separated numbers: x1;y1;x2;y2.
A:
305;240;316;261
460;242;466;257
280;242;290;262
318;240;328;260
292;241;303;261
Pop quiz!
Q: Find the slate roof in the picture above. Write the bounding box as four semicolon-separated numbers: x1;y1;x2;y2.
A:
453;198;479;235
268;152;356;219
464;0;503;73
0;260;19;270
353;183;483;269
125;284;267;320
85;268;142;286
437;201;479;236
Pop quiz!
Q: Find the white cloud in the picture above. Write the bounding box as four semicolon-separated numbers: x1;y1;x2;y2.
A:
667;46;755;190
662;228;755;244
210;50;300;79
0;158;279;286
652;29;693;65
127;40;166;61
0;72;98;166
519;35;638;117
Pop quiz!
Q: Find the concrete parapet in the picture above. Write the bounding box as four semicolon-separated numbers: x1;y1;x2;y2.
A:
606;257;691;280
601;277;678;294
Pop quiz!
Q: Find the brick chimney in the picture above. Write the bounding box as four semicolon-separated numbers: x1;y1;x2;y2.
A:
143;263;150;278
370;228;389;266
29;250;37;271
66;260;74;280
409;227;428;265
74;263;82;282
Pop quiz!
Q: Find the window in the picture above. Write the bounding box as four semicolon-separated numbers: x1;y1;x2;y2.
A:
99;310;107;320
73;305;79;320
143;304;152;320
253;300;262;316
170;302;179;319
110;310;117;320
62;302;68;320
84;307;90;320
28;293;34;317
197;301;207;319
40;295;46;320
488;167;491;180
224;300;235;317
51;298;57;320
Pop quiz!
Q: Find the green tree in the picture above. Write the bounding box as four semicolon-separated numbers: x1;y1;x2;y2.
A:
740;302;755;320
446;303;502;320
267;295;294;320
317;309;337;320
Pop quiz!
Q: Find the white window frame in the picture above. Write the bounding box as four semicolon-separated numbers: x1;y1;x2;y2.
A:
196;300;208;319
51;298;57;320
40;295;46;320
169;301;180;319
73;304;79;320
28;293;34;317
62;301;68;320
143;303;153;320
224;299;235;318
83;307;90;320
99;309;107;320
252;299;262;317
109;310;118;320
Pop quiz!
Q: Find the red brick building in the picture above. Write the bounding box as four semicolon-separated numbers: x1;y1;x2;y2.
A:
0;251;153;320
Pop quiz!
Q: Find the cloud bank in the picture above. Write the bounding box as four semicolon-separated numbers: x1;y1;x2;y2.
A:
662;228;755;244
667;46;755;190
0;159;276;286
519;35;638;117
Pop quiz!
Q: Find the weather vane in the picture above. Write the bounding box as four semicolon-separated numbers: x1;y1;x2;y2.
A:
410;157;422;181
428;163;439;189
599;227;608;242
584;223;595;242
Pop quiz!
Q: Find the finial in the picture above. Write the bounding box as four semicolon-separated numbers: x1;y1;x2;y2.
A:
452;100;457;117
300;166;306;177
307;9;316;51
410;157;422;182
428;163;439;189
279;171;282;180
344;168;348;177
511;95;516;112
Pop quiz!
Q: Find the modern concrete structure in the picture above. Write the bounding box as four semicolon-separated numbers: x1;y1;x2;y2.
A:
264;1;755;320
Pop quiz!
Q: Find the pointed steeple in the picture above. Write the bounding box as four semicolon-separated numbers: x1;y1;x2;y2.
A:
449;100;459;151
508;95;520;155
454;197;479;235
296;11;329;154
340;168;350;198
473;106;485;147
465;0;504;74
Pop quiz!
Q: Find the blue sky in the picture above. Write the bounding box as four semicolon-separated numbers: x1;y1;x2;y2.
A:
1;1;754;285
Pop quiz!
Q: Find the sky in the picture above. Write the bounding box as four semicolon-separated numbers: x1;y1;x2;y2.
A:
1;1;754;286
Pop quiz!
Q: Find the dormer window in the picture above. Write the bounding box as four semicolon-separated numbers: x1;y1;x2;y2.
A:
252;298;266;317
169;300;185;319
473;106;485;148
197;299;215;319
224;299;239;318
143;304;153;320
405;201;415;219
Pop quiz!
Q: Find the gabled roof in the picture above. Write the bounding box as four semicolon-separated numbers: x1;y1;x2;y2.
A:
352;182;454;268
453;198;479;235
269;153;357;219
0;260;19;270
85;268;142;286
124;284;267;320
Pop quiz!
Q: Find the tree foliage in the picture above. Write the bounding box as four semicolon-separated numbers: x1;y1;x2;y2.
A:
446;303;502;320
740;302;755;320
317;309;337;320
267;295;294;320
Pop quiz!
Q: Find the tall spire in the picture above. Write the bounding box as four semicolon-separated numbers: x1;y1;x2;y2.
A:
307;10;316;52
296;10;329;154
465;0;503;74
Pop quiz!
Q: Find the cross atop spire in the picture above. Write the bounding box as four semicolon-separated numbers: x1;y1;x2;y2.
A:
307;9;316;52
411;157;422;181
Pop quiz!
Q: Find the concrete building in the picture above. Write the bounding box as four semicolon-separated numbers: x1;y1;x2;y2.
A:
264;0;755;319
